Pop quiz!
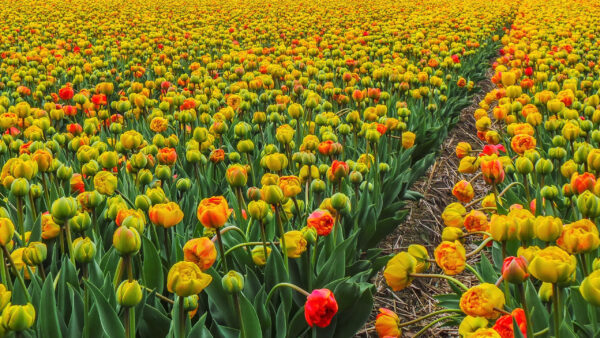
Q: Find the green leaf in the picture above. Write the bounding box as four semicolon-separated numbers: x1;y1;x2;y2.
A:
434;294;460;310
139;304;170;338
66;282;84;338
264;249;291;313
275;304;287;338
85;280;125;338
287;306;308;338
560;319;576;337
142;236;164;293
332;284;374;338
204;268;236;327
570;287;590;325
512;316;525;338
239;293;262;338
29;212;42;242
253;289;271;337
525;280;548;331
189;313;213;338
477;254;498;283
211;322;240;338
38;273;63;338
314;233;356;288
168;296;191;338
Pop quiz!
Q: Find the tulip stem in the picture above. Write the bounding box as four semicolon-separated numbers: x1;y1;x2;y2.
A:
38;264;46;280
493;184;499;213
83;266;90;338
215;226;248;242
42;173;51;207
311;237;318;274
465;237;494;258
552;283;561;338
499;182;524;199
16;197;24;238
517;283;534;338
143;286;174;304
522;173;531;203
399;309;463;327
465;264;484;282
413;315;460;337
178;297;185;338
129;307;136;338
216;227;229;271
461;231;492;238
126;256;134;282
493;307;511;316
274;205;288;270
151;225;161;255
408;273;468;291
591;304;598;336
224;242;278;257
292;197;300;228
306;243;312;291
579;254;589;277
0;250;6;290
468;172;483;184
465;196;487;209
28;191;37;218
259;220;269;262
164;229;171;263
533;328;549;336
233;293;246;338
65;223;76;266
1;244;31;302
265;282;310;306
116;190;136;208
475;207;498;212
113;258;125;289
235;188;246;224
305;181;310;216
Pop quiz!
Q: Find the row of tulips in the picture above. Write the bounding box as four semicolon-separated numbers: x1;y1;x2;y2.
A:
378;0;600;336
0;0;521;336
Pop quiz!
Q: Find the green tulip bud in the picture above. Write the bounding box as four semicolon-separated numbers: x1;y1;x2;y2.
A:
535;158;554;176
116;280;143;307
1;303;35;332
73;237;96;264
10;178;29;197
577;191;600;218
112;226;141;256
221;270;244;294
69;212;91;233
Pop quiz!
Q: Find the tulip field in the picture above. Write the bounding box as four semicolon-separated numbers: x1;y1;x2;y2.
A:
0;0;598;336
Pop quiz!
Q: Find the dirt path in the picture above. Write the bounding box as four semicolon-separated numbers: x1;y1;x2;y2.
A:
357;70;495;337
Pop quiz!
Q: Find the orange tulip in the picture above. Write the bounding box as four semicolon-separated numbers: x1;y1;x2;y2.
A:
183;237;217;271
157;147;177;166
452;180;474;203
197;196;231;228
460;283;505;319
149;202;184;228
480;156;505;185
375;308;401;338
434;241;466;275
510;134;536;155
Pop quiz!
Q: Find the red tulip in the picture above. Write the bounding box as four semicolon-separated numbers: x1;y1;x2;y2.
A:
304;289;338;328
501;256;529;283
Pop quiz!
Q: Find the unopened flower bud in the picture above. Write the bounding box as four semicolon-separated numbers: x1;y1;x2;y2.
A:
116;280;143;307
502;256;529;284
221;270;244;294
